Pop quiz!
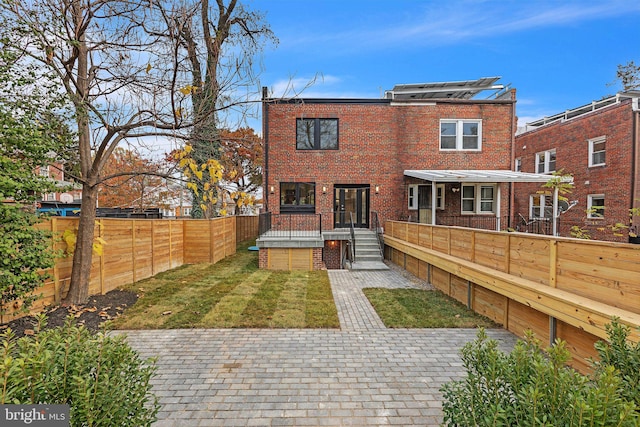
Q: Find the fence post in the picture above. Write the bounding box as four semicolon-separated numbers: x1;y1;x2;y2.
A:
549;240;558;287
51;217;60;303
131;219;137;282
99;219;105;294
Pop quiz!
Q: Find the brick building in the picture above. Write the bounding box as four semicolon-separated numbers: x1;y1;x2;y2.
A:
259;78;568;270
514;92;640;242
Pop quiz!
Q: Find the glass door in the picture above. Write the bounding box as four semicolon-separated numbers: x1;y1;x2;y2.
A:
334;186;369;228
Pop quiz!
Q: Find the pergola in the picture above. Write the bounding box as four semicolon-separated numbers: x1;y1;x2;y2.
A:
404;170;574;235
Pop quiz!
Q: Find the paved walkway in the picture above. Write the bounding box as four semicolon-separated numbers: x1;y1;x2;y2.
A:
122;264;518;426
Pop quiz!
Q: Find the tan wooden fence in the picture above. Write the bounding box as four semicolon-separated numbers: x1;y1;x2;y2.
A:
2;216;237;323
384;220;640;373
236;215;259;243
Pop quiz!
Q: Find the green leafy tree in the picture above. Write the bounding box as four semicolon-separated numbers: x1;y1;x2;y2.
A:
0;41;70;317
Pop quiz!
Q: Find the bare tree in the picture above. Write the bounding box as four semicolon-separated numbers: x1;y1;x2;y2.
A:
155;0;277;218
1;0;204;303
2;0;275;303
617;60;640;91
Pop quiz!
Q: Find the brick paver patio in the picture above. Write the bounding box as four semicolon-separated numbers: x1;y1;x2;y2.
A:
121;264;517;426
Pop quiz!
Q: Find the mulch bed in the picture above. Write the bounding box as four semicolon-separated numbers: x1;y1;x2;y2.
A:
1;290;138;338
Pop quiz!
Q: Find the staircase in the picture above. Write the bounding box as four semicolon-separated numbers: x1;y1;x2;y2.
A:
349;229;389;270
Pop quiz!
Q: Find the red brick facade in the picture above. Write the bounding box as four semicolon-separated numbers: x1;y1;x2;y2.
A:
263;96;517;231
514;97;640;242
323;241;342;269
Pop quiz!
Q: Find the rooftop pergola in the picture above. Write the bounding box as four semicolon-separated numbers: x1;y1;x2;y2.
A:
404;170;574;234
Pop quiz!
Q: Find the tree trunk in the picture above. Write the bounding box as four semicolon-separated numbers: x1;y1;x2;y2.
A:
65;184;98;304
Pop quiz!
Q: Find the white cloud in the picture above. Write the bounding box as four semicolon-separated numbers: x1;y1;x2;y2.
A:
268;74;377;99
281;0;640;52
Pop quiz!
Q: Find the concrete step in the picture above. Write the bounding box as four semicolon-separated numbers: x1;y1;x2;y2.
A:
349;260;389;271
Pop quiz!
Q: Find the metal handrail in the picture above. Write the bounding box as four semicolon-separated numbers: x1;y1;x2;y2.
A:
371;211;384;257
349;212;356;261
257;212;322;239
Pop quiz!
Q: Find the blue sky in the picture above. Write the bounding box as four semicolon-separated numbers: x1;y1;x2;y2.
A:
251;0;640;126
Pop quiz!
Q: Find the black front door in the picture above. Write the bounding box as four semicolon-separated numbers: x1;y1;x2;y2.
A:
334;186;369;228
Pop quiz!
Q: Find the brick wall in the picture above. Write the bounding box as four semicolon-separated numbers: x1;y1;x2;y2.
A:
514;99;637;242
323;241;342;269
264;98;515;231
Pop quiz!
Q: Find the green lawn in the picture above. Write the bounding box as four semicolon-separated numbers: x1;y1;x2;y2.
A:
362;288;498;328
111;242;340;329
111;241;496;330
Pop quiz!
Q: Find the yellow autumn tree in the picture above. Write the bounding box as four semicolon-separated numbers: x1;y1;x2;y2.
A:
173;144;228;218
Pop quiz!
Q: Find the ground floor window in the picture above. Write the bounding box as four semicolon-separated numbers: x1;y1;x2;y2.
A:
587;194;605;218
461;184;495;214
280;182;316;213
530;193;553;218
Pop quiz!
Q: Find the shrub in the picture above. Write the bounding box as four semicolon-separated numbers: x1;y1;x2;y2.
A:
441;327;638;426
594;319;640;410
0;316;159;426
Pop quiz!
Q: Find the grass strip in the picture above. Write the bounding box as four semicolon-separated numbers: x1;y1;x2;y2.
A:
363;288;497;328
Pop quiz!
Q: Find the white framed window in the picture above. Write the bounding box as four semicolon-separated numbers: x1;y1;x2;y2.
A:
535;149;556;174
587;194;605;218
39;166;49;177
588;136;606;167
436;184;445;210
440;119;482;151
461;184;495;214
529;193;553;218
408;185;418;210
515;157;522;172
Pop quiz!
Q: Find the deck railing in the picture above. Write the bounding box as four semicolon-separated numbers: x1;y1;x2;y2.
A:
258;212;322;239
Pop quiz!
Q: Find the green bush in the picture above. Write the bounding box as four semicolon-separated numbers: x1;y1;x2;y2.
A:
594;319;640;410
0;316;159;426
441;326;639;426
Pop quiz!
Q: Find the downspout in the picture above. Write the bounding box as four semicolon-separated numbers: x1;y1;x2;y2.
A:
509;89;517;229
262;87;269;211
631;99;640;236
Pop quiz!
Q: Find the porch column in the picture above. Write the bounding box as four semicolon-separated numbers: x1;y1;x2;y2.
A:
431;180;437;225
496;184;501;231
552;186;559;236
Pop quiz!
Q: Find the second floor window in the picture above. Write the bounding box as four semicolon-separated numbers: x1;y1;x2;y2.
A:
588;136;606;167
536;149;556;174
440;119;482;151
296;118;338;150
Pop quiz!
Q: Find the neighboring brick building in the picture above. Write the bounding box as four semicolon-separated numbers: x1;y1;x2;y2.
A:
35;162;83;216
514;92;640;242
259;77;567;270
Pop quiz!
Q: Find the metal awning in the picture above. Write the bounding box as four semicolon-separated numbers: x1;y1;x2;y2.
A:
404;169;572;235
404;169;573;184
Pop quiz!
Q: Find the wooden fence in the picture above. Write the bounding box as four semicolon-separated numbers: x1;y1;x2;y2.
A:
236;215;260;243
383;220;640;373
1;216;244;323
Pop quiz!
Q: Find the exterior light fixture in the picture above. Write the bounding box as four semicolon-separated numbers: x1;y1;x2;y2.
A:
322;186;327;194
375;186;380;194
269;186;275;194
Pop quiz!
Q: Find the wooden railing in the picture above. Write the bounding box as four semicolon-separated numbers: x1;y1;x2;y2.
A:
384;220;640;373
